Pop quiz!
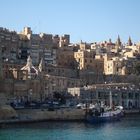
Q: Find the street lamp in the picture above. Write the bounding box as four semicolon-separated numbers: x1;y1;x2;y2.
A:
28;89;32;102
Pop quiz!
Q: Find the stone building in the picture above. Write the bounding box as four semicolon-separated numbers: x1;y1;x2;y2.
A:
56;47;76;69
0;27;19;63
44;49;56;66
79;42;90;50
1;56;83;101
74;49;104;84
59;34;70;47
45;65;78;78
21;56;38;79
104;56;138;76
2;62;23;79
68;83;140;109
74;49;96;70
44;74;83;98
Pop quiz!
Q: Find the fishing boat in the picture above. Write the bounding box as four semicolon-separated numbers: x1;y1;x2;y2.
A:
86;91;124;123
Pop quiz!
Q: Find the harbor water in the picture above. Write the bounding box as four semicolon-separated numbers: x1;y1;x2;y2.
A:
0;115;140;140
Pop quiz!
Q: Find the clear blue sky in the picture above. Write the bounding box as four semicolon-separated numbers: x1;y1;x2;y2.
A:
0;0;140;43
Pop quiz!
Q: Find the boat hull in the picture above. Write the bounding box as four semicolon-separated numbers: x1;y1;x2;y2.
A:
86;111;122;123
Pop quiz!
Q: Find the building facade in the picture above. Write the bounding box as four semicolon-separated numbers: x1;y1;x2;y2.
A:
68;83;140;109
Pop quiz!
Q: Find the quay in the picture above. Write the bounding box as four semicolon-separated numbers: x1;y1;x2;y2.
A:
124;109;140;115
0;105;140;124
0;105;85;124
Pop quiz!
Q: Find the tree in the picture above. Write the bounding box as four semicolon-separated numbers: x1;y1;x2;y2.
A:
53;92;66;104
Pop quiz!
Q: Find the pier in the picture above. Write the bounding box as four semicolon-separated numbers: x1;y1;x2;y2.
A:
0;104;140;125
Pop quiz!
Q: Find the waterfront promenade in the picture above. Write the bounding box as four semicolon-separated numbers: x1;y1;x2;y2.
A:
0;105;140;124
0;105;85;124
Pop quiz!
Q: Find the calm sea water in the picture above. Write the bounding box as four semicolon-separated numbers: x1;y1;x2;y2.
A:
0;116;140;140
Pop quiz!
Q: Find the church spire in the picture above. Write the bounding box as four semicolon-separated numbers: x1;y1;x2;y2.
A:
109;38;112;43
27;55;32;68
38;58;45;72
21;56;38;79
127;36;133;46
116;35;122;46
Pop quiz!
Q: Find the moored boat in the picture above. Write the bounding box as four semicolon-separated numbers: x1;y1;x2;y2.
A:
86;106;123;123
86;90;124;123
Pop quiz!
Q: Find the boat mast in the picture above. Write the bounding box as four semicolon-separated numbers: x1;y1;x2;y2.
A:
109;90;112;108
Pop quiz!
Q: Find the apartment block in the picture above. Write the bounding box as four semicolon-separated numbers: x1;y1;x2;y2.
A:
0;27;19;63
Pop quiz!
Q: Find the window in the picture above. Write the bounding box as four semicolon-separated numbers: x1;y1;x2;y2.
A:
129;92;133;99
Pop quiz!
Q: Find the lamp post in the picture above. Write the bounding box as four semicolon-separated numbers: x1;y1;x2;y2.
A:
44;86;48;100
109;87;112;108
95;86;98;101
28;89;32;102
52;83;56;100
40;74;45;102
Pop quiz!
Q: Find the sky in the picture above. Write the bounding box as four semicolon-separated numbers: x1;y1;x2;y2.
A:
0;0;140;43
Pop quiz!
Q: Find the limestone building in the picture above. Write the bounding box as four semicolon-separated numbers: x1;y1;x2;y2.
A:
0;27;19;63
